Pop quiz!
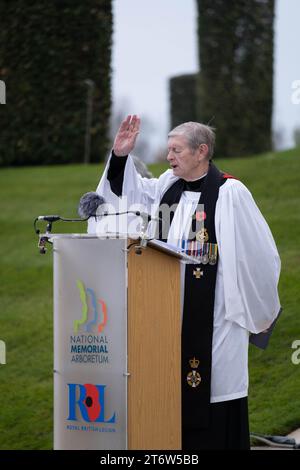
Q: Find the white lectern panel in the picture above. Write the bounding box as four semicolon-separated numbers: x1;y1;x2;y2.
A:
53;236;127;450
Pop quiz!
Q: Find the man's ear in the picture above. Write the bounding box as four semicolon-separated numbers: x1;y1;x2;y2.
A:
198;143;209;160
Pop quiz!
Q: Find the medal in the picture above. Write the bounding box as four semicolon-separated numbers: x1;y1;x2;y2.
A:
198;242;204;264
193;267;204;279
191;240;195;257
209;254;217;265
196;242;200;262
186;357;201;388
202;243;209;264
209;243;218;265
196;227;209;243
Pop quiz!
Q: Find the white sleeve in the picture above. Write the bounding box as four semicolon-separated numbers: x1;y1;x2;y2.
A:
88;152;177;234
98;153;161;207
120;154;161;210
215;179;281;334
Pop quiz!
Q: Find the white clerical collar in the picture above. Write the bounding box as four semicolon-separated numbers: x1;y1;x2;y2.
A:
185;172;208;182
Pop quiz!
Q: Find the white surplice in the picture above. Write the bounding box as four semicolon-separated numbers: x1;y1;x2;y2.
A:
88;153;281;403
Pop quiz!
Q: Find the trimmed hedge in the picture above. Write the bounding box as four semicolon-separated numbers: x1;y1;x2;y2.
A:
169;2;275;158
0;1;112;166
196;0;274;157
169;74;198;129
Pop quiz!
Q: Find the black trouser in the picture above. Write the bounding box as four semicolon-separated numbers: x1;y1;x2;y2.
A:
182;397;250;450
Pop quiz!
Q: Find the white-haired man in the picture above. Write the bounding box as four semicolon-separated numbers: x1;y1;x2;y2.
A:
89;115;281;450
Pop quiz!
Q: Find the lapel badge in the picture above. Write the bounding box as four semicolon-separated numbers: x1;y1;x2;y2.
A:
195;211;206;222
196;227;209;242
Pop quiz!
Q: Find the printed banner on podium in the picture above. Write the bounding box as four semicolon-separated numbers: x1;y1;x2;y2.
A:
53;236;128;450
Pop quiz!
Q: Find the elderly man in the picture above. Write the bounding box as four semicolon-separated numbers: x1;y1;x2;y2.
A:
89;115;281;450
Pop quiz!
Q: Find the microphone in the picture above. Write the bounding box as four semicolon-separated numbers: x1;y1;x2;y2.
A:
35;191;161;254
38;215;61;222
35;193;105;240
77;192;159;248
78;192;107;219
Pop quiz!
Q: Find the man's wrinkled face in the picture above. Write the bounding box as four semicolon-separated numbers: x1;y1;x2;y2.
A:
167;135;201;181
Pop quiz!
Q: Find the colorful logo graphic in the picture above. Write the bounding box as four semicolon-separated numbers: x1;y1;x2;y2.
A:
67;383;116;423
74;280;107;334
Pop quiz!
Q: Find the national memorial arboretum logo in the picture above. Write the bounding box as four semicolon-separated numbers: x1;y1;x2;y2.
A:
74;280;108;334
69;280;109;365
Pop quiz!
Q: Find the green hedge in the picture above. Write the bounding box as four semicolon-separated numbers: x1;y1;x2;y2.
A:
196;0;274;157
169;74;198;129
0;0;112;166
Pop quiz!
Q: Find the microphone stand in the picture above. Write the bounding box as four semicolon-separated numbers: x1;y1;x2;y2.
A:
34;211;160;254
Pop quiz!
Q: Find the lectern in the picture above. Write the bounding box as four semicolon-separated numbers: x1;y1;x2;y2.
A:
52;234;195;450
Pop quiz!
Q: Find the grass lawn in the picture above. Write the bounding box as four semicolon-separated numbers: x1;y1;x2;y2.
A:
0;148;299;449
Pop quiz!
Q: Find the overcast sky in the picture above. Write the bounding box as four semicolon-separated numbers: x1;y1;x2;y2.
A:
112;0;300;160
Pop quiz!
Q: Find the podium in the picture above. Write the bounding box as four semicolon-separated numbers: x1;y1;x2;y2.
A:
52;234;195;450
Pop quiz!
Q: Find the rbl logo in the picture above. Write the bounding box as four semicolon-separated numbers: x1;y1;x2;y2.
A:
67;383;116;423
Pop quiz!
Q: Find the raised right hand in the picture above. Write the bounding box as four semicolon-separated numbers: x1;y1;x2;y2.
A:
113;115;140;156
